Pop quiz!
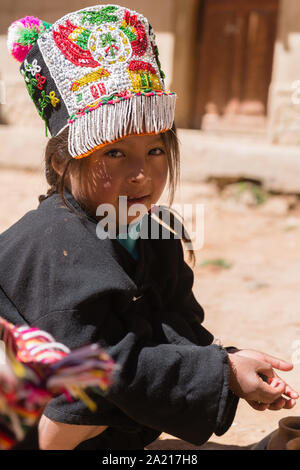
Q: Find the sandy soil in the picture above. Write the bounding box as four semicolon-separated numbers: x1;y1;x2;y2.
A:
1;168;300;450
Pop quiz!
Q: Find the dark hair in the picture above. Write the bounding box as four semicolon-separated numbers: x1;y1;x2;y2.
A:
39;125;196;266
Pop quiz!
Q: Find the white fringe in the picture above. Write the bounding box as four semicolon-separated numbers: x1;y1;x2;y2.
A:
68;94;177;158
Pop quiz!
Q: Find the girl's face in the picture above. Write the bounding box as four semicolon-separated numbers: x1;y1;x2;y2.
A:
67;133;169;227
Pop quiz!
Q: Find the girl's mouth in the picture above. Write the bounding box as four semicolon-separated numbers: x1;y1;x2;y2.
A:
126;195;150;206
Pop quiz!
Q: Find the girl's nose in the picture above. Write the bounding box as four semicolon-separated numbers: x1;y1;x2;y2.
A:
128;170;146;183
127;162;149;184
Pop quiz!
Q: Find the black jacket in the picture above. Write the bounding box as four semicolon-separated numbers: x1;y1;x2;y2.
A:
0;190;238;449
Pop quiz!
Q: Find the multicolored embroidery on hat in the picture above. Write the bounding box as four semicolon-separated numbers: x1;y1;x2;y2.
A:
7;5;176;159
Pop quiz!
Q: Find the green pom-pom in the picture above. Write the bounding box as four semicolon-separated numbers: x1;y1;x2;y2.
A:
18;27;40;46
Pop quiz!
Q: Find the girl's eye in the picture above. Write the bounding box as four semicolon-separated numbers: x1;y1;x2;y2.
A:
105;149;124;158
105;147;165;158
149;147;164;156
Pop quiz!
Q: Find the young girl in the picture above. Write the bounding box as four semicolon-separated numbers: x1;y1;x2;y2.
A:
2;5;298;450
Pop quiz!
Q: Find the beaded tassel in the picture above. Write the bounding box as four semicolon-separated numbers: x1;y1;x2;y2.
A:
68;92;177;158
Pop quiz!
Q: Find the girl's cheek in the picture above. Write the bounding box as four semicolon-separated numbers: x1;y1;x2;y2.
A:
154;160;168;190
91;160;120;189
95;178;120;199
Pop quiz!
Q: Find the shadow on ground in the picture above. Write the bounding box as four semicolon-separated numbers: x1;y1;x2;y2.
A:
146;439;255;451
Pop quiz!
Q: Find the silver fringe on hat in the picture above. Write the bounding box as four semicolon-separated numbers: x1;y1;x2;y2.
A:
68;93;177;158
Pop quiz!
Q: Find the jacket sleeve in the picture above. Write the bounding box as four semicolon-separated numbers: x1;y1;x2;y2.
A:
161;238;239;438
105;332;234;445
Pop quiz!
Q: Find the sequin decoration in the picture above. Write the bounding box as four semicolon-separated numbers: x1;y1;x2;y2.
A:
120;10;148;57
21;70;37;99
88;26;132;65
39;5;164;117
80;6;119;26
53;20;100;68
24;58;41;76
68;90;176;123
147;24;166;81
20;58;61;135
35;73;47;90
128;60;162;92
49;91;60;107
70;67;110;91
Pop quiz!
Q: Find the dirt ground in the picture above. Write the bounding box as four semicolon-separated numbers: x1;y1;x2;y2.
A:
1;168;300;450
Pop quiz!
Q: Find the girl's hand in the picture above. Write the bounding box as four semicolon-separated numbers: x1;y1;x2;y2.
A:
227;349;299;411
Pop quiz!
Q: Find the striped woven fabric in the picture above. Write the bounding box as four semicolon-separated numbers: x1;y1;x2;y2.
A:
0;316;117;449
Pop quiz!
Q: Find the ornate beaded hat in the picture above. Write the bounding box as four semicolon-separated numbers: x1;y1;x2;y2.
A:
7;5;176;159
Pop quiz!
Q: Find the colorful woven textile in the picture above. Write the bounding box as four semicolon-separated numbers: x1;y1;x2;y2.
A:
0;316;117;450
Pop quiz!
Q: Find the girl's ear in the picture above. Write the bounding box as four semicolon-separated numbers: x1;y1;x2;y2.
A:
51;149;68;178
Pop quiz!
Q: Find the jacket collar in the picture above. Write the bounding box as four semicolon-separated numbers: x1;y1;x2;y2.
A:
61;188;150;288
